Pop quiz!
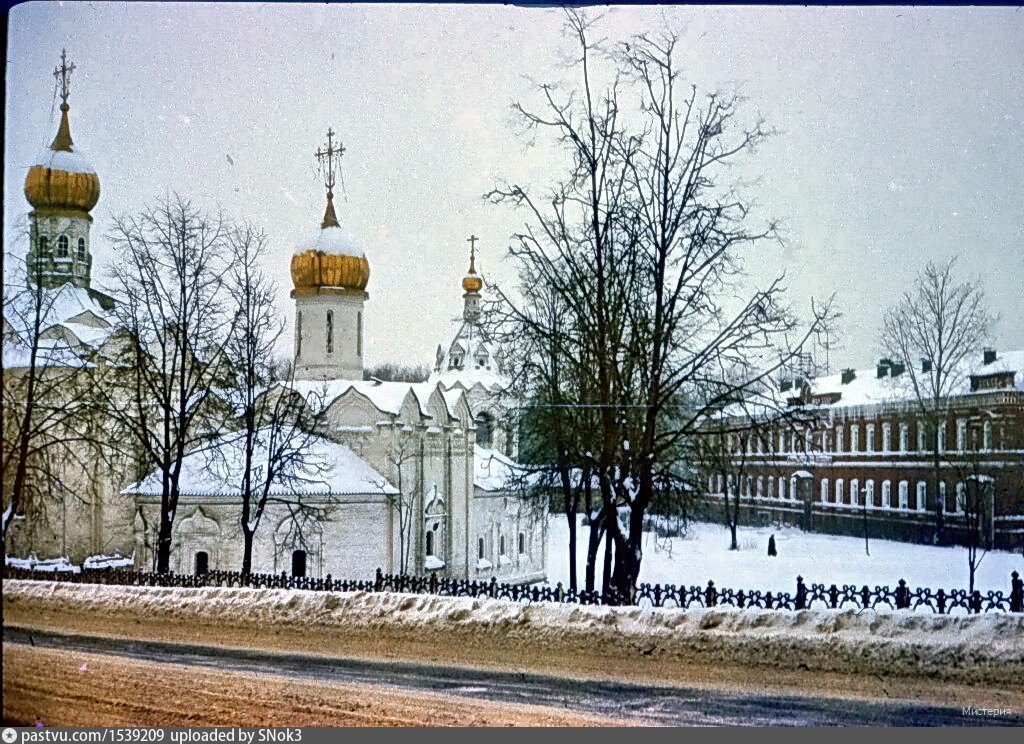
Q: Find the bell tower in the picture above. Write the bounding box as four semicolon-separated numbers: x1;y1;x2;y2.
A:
289;128;370;381
23;50;101;290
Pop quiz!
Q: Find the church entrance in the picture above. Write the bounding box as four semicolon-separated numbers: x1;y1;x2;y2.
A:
291;550;307;578
194;551;209;575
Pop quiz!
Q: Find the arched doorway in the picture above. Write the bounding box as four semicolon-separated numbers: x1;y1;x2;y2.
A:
194;551;209;575
291;550;307;578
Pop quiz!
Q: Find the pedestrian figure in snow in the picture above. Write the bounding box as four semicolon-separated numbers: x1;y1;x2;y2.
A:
768;534;777;557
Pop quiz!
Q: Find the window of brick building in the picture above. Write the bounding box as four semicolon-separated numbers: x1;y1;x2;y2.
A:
836;427;845;453
866;425;876;452
882;480;892;508
899;423;909;452
821;478;829;503
899;480;909;510
850;424;860;452
916;481;927;512
850;478;860;506
956;419;967;451
835;478;844;504
866;480;875;508
882;423;892;453
983;421;992;451
917;422;927;453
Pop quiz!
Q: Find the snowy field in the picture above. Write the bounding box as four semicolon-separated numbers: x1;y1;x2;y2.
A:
546;516;1024;594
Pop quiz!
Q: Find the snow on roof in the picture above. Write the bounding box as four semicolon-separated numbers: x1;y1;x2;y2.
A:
31;147;96;174
805;349;1024;407
124;427;397;497
474;445;532;492
283;379;439;418
429;318;508;392
2;337;94;370
440;386;470;419
293;225;364;258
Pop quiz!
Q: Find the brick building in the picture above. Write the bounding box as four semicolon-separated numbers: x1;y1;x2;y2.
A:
702;349;1024;551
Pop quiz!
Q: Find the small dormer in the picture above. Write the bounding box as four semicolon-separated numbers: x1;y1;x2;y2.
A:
449;342;465;370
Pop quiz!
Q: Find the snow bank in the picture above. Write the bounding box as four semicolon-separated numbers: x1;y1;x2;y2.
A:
4;581;1021;685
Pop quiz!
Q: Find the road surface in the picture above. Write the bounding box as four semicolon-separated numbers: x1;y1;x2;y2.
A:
5;626;1016;726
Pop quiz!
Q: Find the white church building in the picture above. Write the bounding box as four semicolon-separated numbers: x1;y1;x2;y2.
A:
128;133;547;583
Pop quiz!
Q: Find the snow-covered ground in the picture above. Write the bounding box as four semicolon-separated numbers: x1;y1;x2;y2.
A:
6;580;1022;687
546;516;1024;594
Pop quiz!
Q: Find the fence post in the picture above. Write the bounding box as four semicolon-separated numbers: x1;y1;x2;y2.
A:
895;579;910;610
1010;571;1023;613
970;590;982;614
795;576;806;610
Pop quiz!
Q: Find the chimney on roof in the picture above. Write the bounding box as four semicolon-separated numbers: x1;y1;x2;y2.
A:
983;348;997;365
780;378;792;392
876;358;891;379
921;358;932;373
841;368;856;385
889;361;905;377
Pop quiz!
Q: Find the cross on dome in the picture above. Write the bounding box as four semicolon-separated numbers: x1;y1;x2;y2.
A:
54;48;76;106
314;127;346;229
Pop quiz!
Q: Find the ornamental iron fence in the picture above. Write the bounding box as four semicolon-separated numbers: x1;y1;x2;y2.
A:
4;565;1022;614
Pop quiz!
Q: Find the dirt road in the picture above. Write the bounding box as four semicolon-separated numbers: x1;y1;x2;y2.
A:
2;644;623;727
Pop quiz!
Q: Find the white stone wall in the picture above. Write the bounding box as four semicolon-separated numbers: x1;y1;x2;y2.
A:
293;290;365;380
469;490;547;585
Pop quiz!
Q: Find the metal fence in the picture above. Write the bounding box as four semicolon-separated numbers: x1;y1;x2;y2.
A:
4;565;1022;614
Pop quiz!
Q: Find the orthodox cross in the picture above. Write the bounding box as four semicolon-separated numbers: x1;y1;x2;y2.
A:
54;49;75;106
314;127;346;195
467;234;479;273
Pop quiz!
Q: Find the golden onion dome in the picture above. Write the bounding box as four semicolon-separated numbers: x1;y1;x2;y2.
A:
462;272;483;293
24;103;100;213
290;194;369;291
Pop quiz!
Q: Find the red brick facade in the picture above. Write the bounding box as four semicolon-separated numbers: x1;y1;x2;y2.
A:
703;355;1024;551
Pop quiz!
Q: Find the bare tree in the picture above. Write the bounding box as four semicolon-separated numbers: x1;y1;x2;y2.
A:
881;258;994;545
2;250;114;552
222;223;328;575
378;429;421;574
101;194;235;572
491;12;829;598
363;363;430;383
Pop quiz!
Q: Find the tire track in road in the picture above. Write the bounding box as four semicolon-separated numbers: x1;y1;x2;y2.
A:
4;626;1016;726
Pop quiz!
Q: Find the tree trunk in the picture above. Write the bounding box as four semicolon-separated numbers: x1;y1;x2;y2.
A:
566;501;578;592
584;507;603;594
156;514;173;573
242;526;254;576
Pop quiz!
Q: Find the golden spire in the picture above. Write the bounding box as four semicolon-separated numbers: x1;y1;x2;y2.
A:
314;127;345;229
462;234;483;293
50;49;76;152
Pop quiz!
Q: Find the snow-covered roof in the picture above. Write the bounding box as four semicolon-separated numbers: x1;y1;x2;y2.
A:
293;225;364;258
2;337;94;370
474;445;531;492
802;349;1024;408
283;379;437;418
124;427;398;497
31;146;96;175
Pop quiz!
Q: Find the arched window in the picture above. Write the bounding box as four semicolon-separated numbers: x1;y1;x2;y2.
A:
477;536;485;560
357;311;362;357
476;413;494;447
425;530;435;557
76;237;86;261
866;480;875;508
291;549;307;578
916;481;928;512
326;310;333;354
194;551;209;575
296;311;302;358
500;535;507;555
518;532;526;554
850;479;859;506
38;235;49;254
835;478;844;504
983;420;992;451
882;480;892;509
898;480;909;510
56;235;69;258
820;478;829;503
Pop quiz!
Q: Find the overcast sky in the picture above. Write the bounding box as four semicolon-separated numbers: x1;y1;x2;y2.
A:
5;3;1023;371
